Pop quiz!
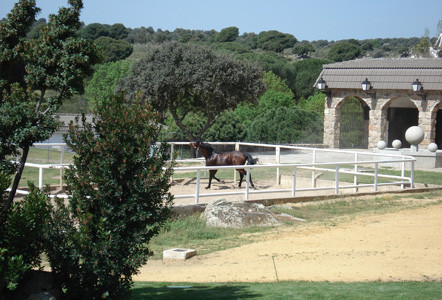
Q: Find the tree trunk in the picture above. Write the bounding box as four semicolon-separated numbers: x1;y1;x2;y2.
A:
3;145;30;214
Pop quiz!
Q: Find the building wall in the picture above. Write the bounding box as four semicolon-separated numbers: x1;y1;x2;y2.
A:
323;90;442;149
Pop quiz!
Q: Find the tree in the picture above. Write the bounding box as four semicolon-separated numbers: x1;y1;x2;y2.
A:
78;22;109;40
256;30;297;53
0;0;100;215
215;26;239;42
44;96;173;298
292;43;315;58
293;58;332;99
85;60;133;108
94;36;133;62
118;42;265;140
263;71;294;98
108;23;129;39
327;41;362;62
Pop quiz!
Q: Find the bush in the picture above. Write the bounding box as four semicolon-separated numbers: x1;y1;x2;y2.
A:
0;177;52;295
44;96;174;299
247;107;323;144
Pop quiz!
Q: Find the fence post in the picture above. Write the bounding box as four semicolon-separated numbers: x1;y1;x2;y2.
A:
39;167;43;190
60;146;65;190
244;166;251;200
276;146;281;186
170;143;175;161
354;153;359;193
410;161;415;188
195;169;201;204
311;149;316;188
374;162;378;192
234;142;240;184
401;161;405;190
335;165;339;195
292;167;297;197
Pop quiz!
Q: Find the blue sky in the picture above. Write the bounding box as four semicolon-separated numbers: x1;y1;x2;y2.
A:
1;0;441;41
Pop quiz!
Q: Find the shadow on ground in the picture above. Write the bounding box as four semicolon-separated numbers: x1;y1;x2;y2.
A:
130;283;261;299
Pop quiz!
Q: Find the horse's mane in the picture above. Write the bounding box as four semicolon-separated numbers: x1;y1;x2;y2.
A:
200;142;217;156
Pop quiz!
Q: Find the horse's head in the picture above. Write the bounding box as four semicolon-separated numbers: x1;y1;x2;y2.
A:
190;140;201;149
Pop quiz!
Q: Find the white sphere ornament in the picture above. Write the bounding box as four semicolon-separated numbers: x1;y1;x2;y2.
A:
405;126;424;145
377;141;387;150
428;143;438;152
392;139;402;149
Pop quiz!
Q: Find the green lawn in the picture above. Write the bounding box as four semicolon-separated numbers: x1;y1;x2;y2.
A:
130;281;442;300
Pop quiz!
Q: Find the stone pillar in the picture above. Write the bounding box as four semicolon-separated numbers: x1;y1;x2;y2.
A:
368;108;383;149
323;106;340;148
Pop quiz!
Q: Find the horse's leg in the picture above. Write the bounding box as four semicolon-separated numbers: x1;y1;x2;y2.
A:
238;169;255;188
238;172;244;188
206;171;214;189
212;170;221;182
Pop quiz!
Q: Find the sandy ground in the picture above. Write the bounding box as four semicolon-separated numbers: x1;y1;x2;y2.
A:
134;203;442;283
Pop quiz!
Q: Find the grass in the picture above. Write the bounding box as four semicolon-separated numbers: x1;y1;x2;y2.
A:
130;281;442;300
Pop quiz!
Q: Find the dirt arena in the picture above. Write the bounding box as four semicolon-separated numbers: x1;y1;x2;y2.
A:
134;202;442;283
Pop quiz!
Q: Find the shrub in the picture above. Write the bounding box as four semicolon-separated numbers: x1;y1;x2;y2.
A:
44;96;174;299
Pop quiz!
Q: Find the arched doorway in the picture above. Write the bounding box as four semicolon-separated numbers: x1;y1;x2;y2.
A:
339;97;369;149
385;97;418;148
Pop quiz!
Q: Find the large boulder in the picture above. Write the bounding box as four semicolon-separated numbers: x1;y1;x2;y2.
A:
202;199;282;228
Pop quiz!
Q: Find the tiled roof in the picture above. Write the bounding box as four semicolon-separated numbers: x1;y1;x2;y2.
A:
314;58;442;91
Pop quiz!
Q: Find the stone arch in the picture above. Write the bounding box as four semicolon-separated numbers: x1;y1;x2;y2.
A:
382;96;419;147
432;101;442;149
336;96;370;148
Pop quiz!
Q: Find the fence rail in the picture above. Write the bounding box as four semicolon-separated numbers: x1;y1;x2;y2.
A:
13;142;416;202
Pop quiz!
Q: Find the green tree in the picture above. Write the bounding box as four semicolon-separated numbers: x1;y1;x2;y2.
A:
108;23;129;39
256;30;297;53
292;42;315;57
44;95;173;298
293;58;332;99
78;22;109;40
215;26;239;42
263;71;294;98
298;93;326;117
94;36;133;62
0;0;100;216
412;36;431;57
85;60;133;108
327;41;362;62
118;42;265;140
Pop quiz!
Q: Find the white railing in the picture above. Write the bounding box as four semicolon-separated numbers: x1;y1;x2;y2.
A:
14;142;416;202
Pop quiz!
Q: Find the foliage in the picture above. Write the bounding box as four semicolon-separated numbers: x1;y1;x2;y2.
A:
211;42;252;54
78;22;109;40
298;93;326;117
292;58;332;99
85;60;133;108
339;97;365;148
247;106;323;144
215;26;239;42
258;90;295;112
204;110;247;142
256;30;297;53
293;42;315;57
0;0;100;213
44;96;173;299
327;41;362;62
262;71;294;98
94;36;133;62
412;37;431;57
118;42;265;141
0;177;52;294
108;23;129;40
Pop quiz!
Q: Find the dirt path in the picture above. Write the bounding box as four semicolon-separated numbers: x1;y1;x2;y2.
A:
134;204;442;283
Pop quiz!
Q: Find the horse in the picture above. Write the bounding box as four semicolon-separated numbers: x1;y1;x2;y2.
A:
190;141;258;189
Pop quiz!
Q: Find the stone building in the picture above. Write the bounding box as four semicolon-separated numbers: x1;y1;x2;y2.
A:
314;58;442;149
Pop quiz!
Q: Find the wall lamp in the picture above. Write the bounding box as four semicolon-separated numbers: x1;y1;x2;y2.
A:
361;78;376;97
412;79;426;101
316;77;331;97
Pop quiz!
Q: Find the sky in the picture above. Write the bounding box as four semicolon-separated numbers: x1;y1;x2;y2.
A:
1;0;441;41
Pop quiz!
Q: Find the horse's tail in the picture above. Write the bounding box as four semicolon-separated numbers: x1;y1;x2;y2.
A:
244;153;258;165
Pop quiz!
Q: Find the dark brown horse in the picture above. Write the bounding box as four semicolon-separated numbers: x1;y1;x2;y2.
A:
190;141;258;189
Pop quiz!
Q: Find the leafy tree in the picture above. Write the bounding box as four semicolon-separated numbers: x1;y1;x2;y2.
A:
258;89;295;112
327;41;362;62
292;58;332;99
293;42;315;57
108;23;129;39
26;17;46;39
211;41;252;54
298;93;326;117
263;71;294;98
247;106;323;144
118;42;265;141
412;36;431;57
125;26;154;44
215;26;239;42
256;30;297;53
78;22;109;40
44;95;173;299
94;36;133;62
0;0;100;217
85;60;133;108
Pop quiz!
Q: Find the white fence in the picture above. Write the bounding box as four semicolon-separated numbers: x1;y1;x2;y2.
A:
14;142;416;202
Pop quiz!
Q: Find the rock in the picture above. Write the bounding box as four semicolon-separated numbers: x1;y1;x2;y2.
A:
5;270;60;300
202;199;282;228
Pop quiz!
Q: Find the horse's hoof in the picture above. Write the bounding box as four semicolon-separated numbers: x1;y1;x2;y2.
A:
205;186;210;189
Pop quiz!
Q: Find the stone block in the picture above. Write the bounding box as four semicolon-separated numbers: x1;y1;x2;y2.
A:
163;248;197;260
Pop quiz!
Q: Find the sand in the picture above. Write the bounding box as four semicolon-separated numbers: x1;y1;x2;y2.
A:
134;203;442;283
